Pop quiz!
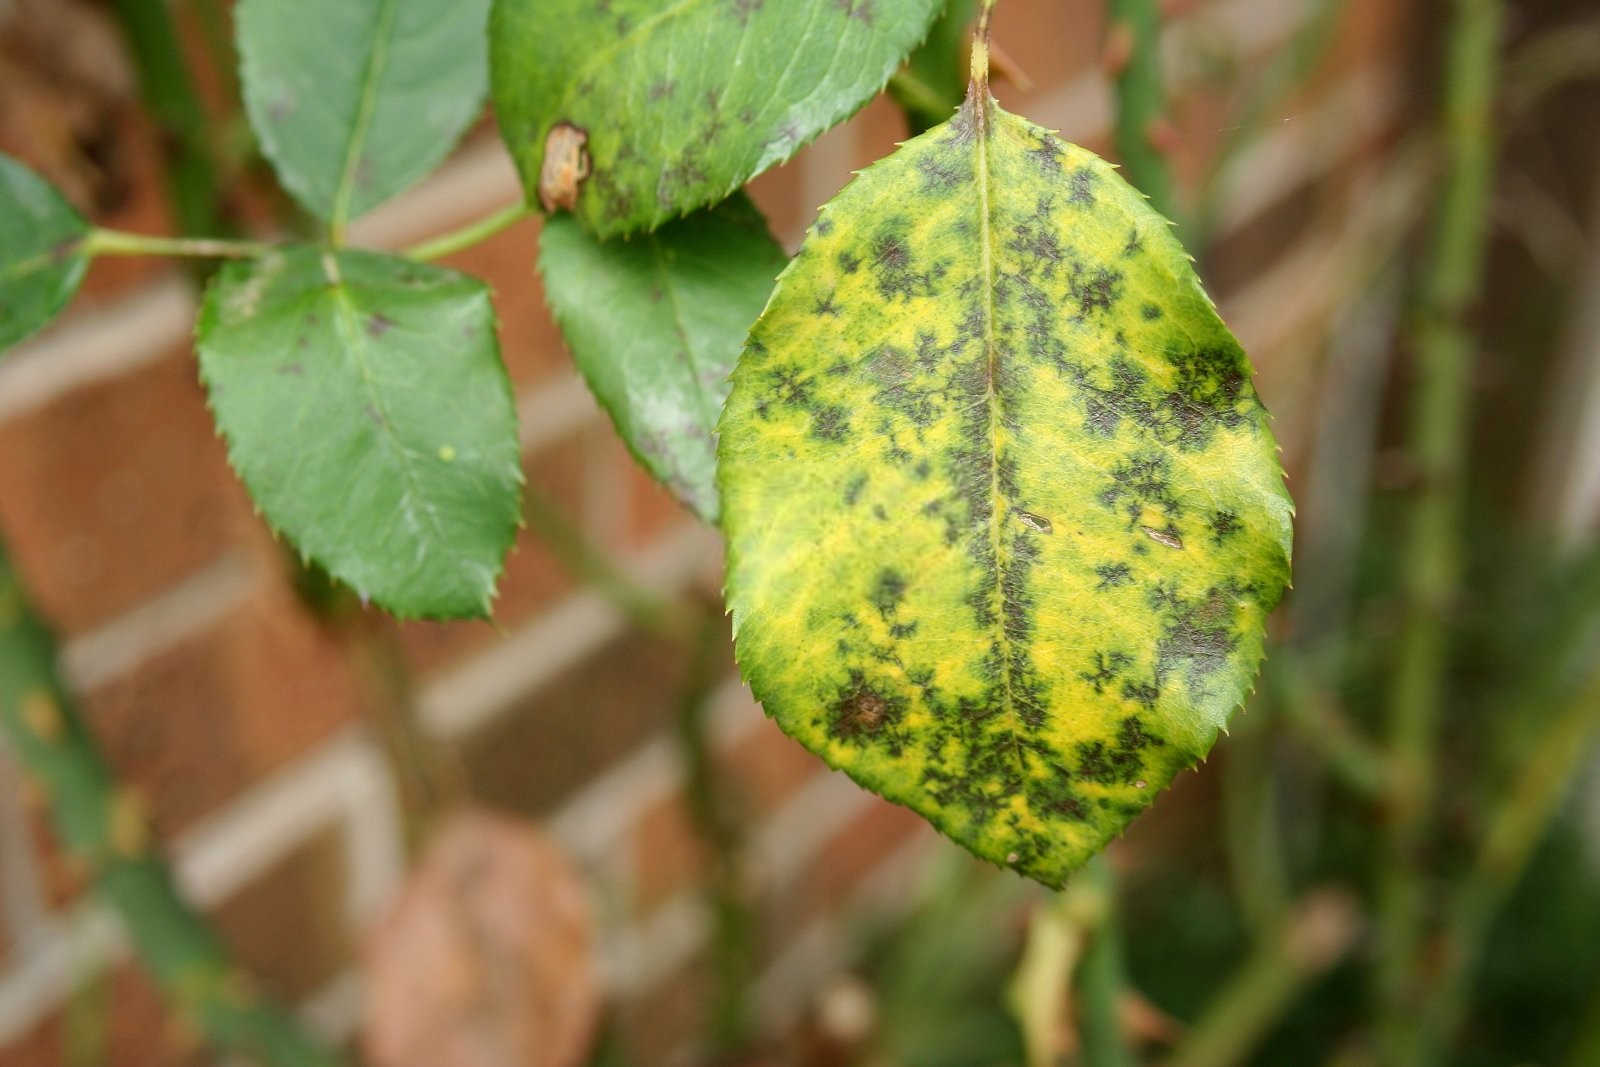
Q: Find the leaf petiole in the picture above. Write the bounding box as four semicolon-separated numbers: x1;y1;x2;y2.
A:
404;201;535;261
81;227;273;261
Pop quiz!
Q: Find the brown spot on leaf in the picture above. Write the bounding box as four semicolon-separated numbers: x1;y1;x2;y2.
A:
538;122;591;214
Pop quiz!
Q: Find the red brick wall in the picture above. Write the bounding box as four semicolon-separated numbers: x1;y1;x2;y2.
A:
0;0;1415;1062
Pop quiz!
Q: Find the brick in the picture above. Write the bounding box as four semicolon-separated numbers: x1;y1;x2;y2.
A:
629;791;711;919
0;347;257;635
757;798;927;960
621;448;696;552
437;216;573;389
210;825;351;1001
721;719;828;820
0;963;209;1067
463;626;732;817
77;580;364;838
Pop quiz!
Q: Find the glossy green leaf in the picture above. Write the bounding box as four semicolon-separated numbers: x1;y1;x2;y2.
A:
719;90;1293;887
0;154;89;353
539;195;786;523
196;248;522;619
237;0;491;223
490;0;945;237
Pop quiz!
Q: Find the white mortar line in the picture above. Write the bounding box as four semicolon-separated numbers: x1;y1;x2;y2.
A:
40;372;607;699
549;677;758;866
59;552;259;693
0;903;124;1042
519;373;602;452
600;762;880;1000
172;727;404;928
0;726;403;1044
417;521;721;739
0;275;196;424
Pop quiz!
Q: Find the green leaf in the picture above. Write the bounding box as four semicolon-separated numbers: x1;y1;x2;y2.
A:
489;0;945;237
539;195;786;523
718;91;1293;887
196;247;522;619
890;0;976;133
0;154;89;353
237;0;491;224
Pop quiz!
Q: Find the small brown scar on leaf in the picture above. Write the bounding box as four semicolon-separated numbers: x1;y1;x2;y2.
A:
1142;525;1184;549
539;122;592;214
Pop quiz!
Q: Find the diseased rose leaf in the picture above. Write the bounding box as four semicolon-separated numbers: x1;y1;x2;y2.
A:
718;90;1293;887
538;194;786;523
196;248;523;620
0;154;89;354
489;0;945;237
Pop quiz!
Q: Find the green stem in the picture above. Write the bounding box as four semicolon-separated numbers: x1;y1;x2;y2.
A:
1076;856;1135;1067
1164;891;1359;1067
0;547;343;1067
1374;0;1502;1053
1272;655;1390;800
1221;708;1291;939
83;229;272;261
673;611;753;1055
1410;667;1600;1065
1108;0;1177;222
520;483;685;641
1566;979;1600;1067
109;0;226;240
405;202;535;261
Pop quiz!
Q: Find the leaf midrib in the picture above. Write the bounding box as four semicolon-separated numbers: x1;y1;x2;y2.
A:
972;92;1029;781
330;0;399;230
322;264;458;595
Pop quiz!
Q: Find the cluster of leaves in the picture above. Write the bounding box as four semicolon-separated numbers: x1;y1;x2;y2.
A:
0;0;1290;885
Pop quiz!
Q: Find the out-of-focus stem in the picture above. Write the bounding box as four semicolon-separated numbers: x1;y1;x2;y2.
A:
0;547;343;1067
1222;708;1291;938
1076;857;1136;1067
1107;0;1177;221
109;0;226;241
1164;890;1360;1067
1374;0;1501;1053
1411;667;1600;1065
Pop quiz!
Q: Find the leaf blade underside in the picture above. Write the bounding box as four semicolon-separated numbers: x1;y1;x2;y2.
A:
489;0;945;236
0;154;89;354
538;195;787;523
196;248;523;620
719;92;1292;887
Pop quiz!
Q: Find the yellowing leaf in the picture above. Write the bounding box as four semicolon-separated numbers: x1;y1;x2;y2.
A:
718;89;1292;887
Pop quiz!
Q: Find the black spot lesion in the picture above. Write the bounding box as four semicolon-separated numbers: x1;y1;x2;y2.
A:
1068;167;1097;205
827;671;908;754
1026;134;1065;174
1080;650;1132;693
870;225;935;301
1075;715;1166;786
813;291;841;317
1095;562;1133;589
834;0;874;23
1209;509;1240;544
1098;452;1180;527
917;151;967;192
1066;260;1123;319
810;404;851;441
1152;584;1241;692
1141;303;1162;321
